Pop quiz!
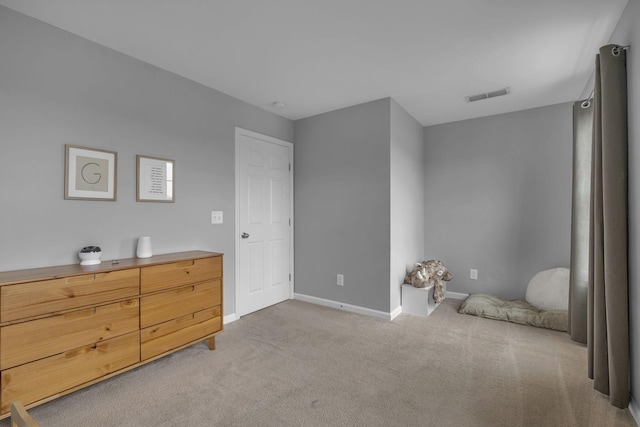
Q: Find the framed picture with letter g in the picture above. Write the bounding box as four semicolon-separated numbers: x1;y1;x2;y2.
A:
65;145;117;201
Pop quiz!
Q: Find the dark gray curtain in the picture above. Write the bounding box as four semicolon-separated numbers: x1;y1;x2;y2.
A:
587;44;628;409
568;100;592;344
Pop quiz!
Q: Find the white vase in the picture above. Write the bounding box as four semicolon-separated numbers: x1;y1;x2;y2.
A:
136;236;152;258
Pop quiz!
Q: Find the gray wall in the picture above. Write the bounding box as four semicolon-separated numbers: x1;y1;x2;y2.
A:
294;99;391;313
0;6;293;317
607;0;640;411
423;103;573;299
390;99;424;312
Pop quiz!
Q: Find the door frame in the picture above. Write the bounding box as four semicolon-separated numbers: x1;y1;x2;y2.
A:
234;127;294;318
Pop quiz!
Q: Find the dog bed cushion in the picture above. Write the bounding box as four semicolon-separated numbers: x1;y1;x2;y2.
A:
459;293;568;331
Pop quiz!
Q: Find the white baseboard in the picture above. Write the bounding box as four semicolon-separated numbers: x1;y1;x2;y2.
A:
232;293;467;323
446;291;469;300
390;305;403;320
223;313;238;324
629;397;639;426
294;293;395;320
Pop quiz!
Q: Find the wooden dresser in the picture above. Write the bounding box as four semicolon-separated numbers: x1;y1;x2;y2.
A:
0;250;223;418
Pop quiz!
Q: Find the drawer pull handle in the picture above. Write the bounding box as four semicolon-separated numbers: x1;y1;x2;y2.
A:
176;313;195;323
65;274;96;285
65;343;98;358
177;286;196;294
176;260;195;268
64;307;97;319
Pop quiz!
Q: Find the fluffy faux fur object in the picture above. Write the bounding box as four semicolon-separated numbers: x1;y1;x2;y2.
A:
422;260;453;303
404;263;428;288
403;260;453;303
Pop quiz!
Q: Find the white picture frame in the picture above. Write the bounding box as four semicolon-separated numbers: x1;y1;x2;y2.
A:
136;155;175;202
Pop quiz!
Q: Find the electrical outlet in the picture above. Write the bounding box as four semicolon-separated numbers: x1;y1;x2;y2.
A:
211;211;223;224
470;269;478;280
337;274;344;286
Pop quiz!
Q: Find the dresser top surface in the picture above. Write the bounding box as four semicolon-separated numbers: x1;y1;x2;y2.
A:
0;251;222;286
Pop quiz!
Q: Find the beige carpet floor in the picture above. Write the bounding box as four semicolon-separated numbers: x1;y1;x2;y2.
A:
1;299;636;427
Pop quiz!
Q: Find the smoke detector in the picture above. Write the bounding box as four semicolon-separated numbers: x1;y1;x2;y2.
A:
466;87;511;103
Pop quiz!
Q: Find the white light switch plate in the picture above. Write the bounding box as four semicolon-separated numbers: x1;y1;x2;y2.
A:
211;211;223;224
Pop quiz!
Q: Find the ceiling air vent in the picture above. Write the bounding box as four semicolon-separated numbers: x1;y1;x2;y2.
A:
466;87;511;103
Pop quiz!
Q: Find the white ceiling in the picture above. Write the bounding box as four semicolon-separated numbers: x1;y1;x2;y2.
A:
0;0;628;126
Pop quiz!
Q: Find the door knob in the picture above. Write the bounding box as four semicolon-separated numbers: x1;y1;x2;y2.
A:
241;232;250;239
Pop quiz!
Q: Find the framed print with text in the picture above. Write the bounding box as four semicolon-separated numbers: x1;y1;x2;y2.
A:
65;145;117;201
137;155;175;202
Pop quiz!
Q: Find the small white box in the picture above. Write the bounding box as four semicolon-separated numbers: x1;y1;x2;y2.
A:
401;283;445;317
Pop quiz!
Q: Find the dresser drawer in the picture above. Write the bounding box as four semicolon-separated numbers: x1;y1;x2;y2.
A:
0;331;140;413
1;269;140;322
140;279;221;328
141;256;221;294
141;306;222;360
0;299;139;370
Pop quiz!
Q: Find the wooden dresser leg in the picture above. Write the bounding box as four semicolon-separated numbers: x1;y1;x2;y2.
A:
208;336;216;350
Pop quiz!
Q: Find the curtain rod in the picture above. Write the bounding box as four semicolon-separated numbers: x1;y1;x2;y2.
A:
581;45;629;108
612;45;630;56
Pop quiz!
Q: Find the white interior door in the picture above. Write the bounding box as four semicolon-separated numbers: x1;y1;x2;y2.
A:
236;128;293;317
